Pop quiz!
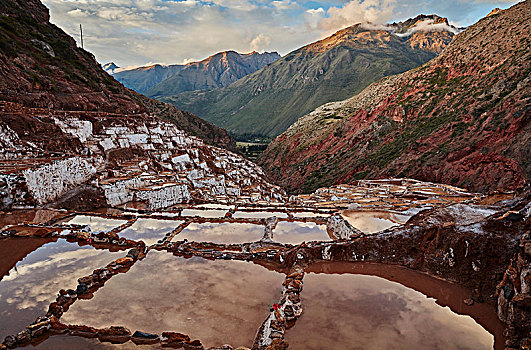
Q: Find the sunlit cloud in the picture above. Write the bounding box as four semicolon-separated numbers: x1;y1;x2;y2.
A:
41;0;521;67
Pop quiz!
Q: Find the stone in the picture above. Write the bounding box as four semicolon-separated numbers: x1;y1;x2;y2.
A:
78;275;95;285
184;339;204;349
76;283;89;295
131;331;159;345
98;326;131;343
2;335;16;348
127;248;140;260
46;302;63;318
76;231;91;240
48;316;67;331
266;339;289;350
162;332;190;346
67;324;98;338
463;298;474;306
115;257;134;266
16;330;31;344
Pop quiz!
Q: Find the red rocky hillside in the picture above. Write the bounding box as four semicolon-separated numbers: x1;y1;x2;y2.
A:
260;0;531;194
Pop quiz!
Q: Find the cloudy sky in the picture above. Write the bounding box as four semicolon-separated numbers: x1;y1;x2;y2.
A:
42;0;520;68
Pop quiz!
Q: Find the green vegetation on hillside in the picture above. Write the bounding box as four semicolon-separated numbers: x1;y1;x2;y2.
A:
158;21;454;139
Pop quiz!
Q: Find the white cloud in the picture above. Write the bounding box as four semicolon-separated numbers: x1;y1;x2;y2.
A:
271;0;299;11
250;33;272;51
41;0;521;67
394;19;463;37
320;0;396;32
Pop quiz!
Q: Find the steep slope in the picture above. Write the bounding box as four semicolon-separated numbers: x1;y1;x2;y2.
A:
112;63;185;94
145;51;280;98
0;0;234;150
161;15;457;139
260;1;530;194
0;0;285;210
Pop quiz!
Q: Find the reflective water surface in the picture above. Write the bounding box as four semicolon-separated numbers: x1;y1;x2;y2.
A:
180;209;228;218
0;210;65;231
272;222;331;244
173;222;264;244
61;251;284;348
232;211;288;219
118;219;182;245
285;262;504;350
62;216;128;233
341;210;411;234
29;334;162;349
0;238;123;340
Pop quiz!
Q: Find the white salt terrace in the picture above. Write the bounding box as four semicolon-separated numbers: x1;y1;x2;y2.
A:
0;111;287;211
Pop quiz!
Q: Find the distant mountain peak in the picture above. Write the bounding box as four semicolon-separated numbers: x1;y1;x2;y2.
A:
486;8;503;18
112;50;281;95
102;62;119;74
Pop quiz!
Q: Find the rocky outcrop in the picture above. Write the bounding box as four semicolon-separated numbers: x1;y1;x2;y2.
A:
261;1;531;194
496;201;531;349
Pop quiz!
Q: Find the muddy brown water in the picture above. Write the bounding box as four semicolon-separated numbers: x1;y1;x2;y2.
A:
173;222;265;244
61;251;284;348
272;221;332;244
117;218;183;245
341;210;412;234
0;238;124;340
285;262;505;350
61;215;128;233
0;210;66;231
232;211;289;219
180;209;228;218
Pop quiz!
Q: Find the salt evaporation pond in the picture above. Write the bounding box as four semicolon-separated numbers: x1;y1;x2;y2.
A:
173;222;264;244
272;221;331;244
180;209;228;218
285;262;505;350
117;219;183;245
232;211;289;219
341;210;411;234
0;238;124;340
61;251;284;348
62;215;128;233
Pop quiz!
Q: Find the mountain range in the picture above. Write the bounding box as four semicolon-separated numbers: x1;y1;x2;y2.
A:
260;1;530;194
109;51;280;96
156;15;459;139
